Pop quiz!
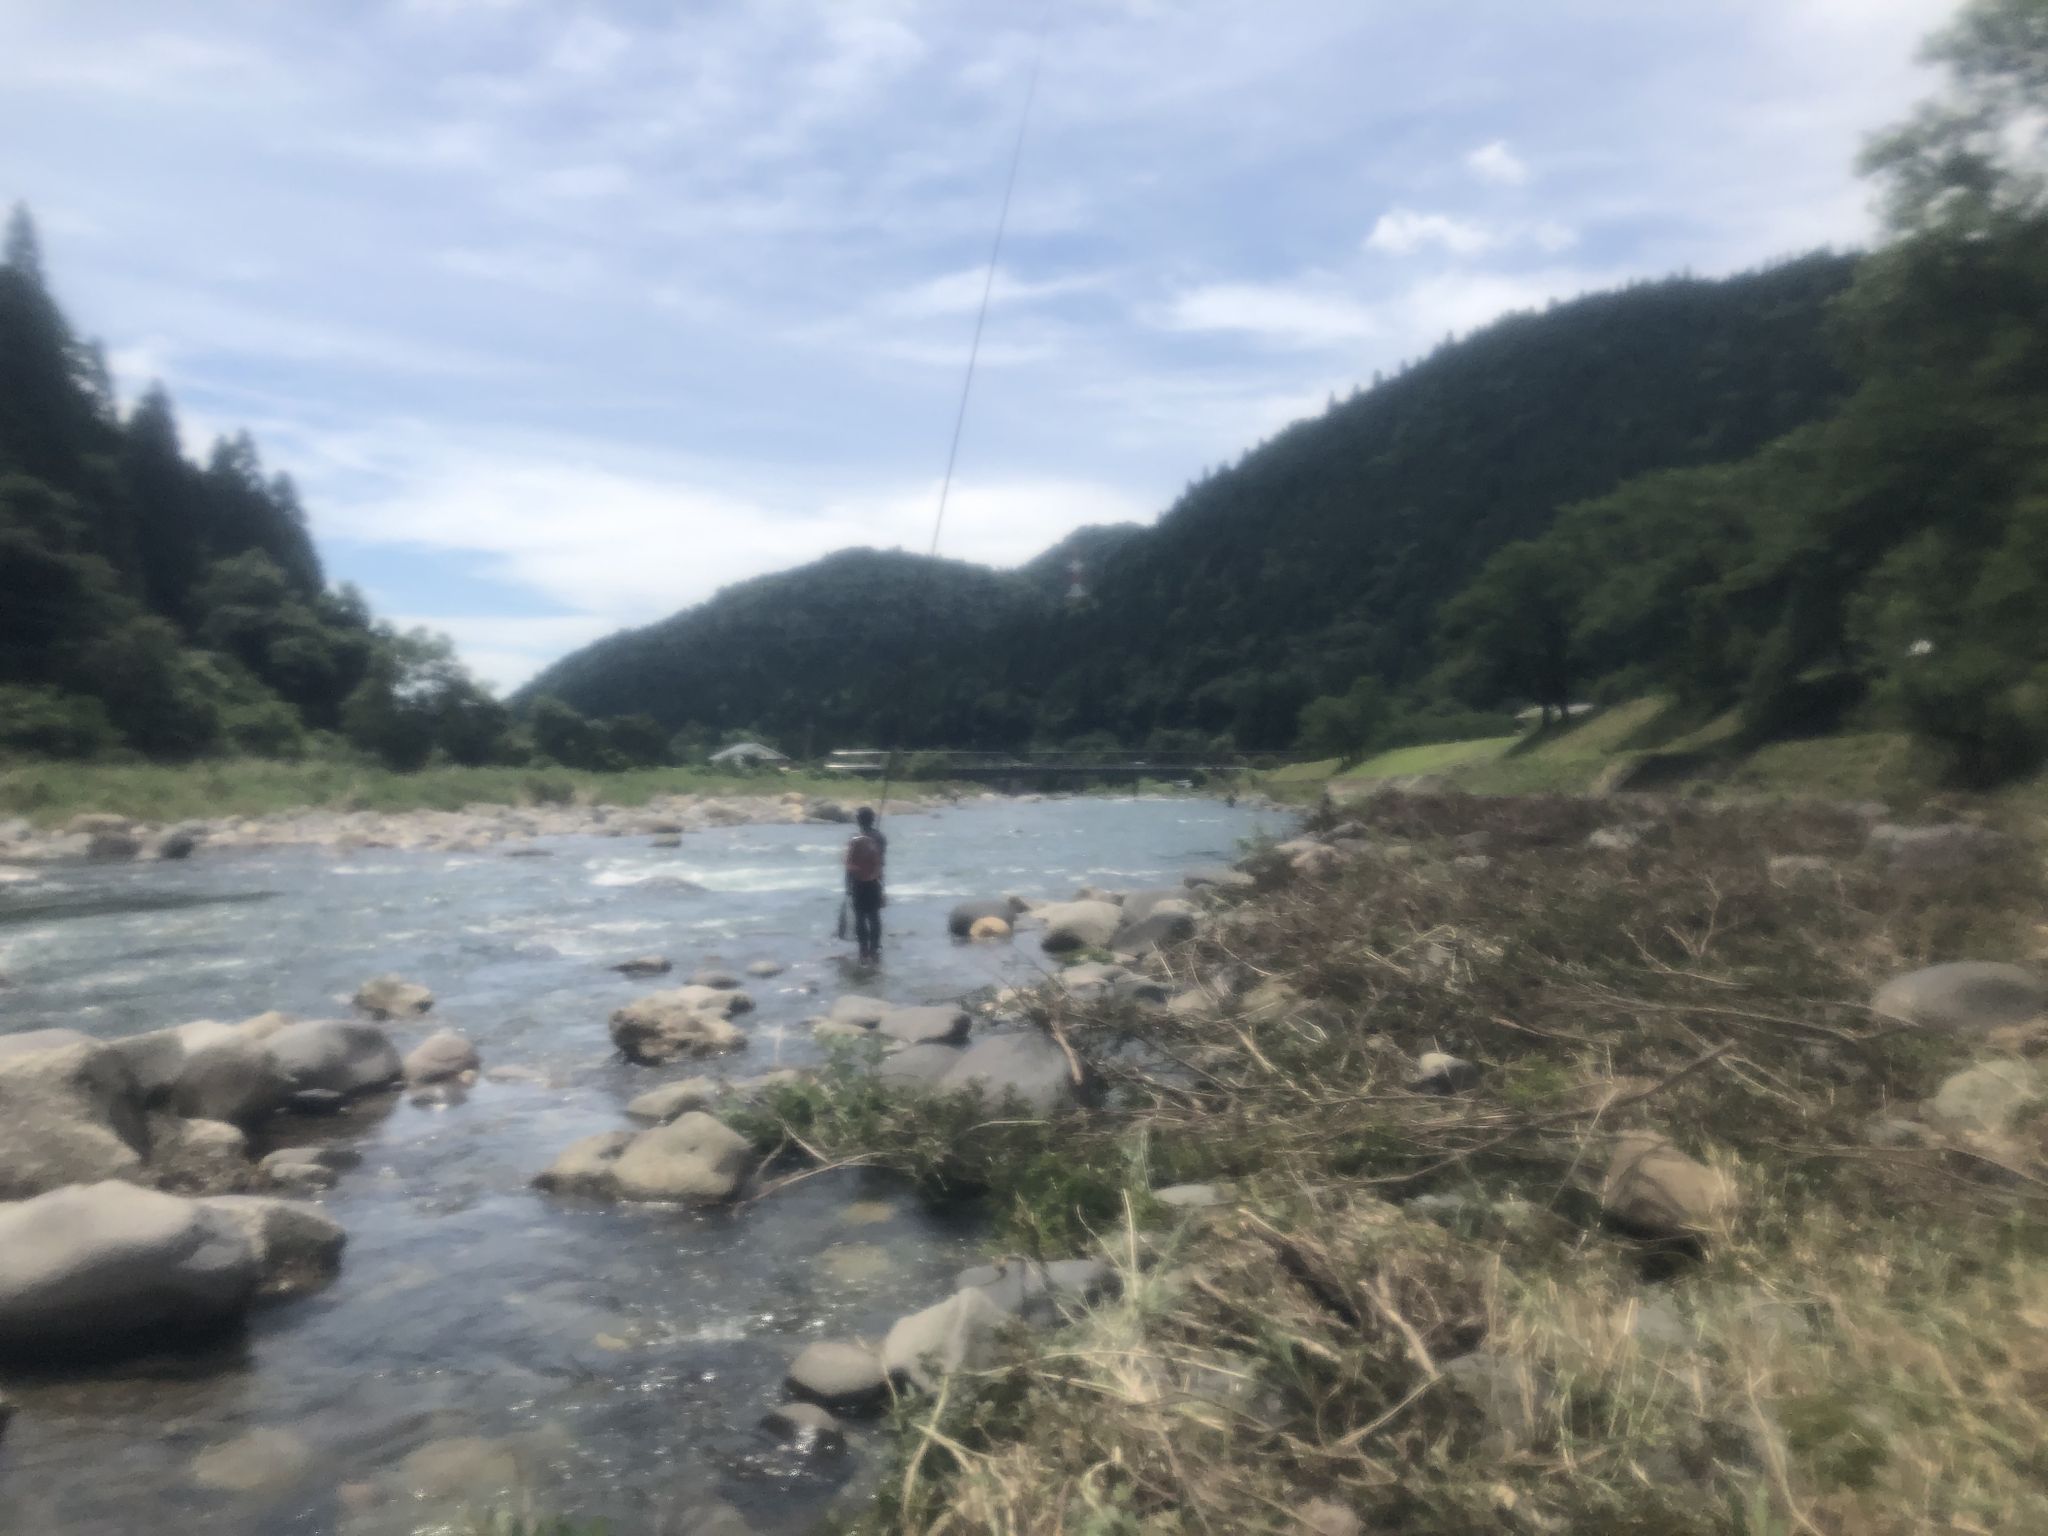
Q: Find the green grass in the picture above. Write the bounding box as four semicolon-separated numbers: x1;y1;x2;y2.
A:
1339;736;1517;780
0;758;863;827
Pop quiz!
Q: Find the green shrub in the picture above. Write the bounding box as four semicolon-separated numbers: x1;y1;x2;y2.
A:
0;684;117;758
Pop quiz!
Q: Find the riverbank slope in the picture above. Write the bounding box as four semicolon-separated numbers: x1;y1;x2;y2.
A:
737;785;2048;1534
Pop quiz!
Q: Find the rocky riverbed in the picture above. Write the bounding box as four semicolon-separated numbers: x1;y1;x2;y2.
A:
0;793;1285;1534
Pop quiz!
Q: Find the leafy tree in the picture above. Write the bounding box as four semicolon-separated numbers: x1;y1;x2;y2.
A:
1438;542;1580;719
529;695;601;769
0;685;117;758
1296;676;1389;764
77;616;223;758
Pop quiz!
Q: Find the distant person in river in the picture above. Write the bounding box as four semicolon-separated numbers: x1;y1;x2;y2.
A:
844;807;888;964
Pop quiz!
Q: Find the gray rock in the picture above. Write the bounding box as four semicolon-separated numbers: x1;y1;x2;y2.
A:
958;1257;1117;1323
881;1286;1011;1392
829;995;894;1028
1925;1059;2040;1138
1586;826;1641;853
147;1116;253;1193
262;1153;338;1192
0;1026;99;1059
533;1131;634;1195
1153;1183;1224;1209
172;1035;291;1126
0;1035;150;1200
761;1401;845;1452
1870;962;2047;1035
610;990;749;1064
1036;899;1125;953
188;1426;313;1494
947;897;1026;937
265;1020;402;1098
1119;888;1191;926
786;1339;890;1413
0;1182;260;1360
611;955;672;978
746;959;786;978
609;1112;753;1205
1600;1132;1735;1240
151;829;200;862
403;1029;480;1085
876;1005;971;1046
1109;909;1199;953
936;1030;1078;1113
200;1195;346;1296
351;975;433;1021
1410;1051;1481;1094
625;1076;720;1123
1183;866;1255;893
690;969;742;990
87;830;142;861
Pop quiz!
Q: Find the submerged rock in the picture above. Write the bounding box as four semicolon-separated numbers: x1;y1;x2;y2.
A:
0;1182;259;1361
761;1400;846;1452
746;959;786;978
947;897;1025;937
189;1426;315;1494
611;955;673;978
533;1131;635;1195
352;975;434;1021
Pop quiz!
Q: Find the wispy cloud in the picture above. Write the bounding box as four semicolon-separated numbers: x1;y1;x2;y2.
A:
1155;282;1379;348
1466;140;1530;185
1364;208;1497;257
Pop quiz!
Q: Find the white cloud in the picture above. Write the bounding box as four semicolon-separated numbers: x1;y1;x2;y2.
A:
1364;207;1497;257
1466;140;1529;185
878;266;1102;320
1155;282;1379;347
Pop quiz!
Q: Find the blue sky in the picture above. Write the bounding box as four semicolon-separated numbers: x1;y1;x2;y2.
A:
0;0;1959;688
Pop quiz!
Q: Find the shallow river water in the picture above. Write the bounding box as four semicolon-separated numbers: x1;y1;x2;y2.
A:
0;794;1285;1535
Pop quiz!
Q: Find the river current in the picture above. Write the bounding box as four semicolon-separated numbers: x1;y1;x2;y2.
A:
0;794;1285;1535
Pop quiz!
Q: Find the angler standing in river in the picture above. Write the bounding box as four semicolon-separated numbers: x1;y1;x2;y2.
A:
843;806;888;965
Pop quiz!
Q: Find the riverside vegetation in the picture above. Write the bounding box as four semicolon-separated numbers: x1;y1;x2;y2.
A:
703;786;2048;1536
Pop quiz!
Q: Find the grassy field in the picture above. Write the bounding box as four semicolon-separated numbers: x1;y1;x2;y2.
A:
1343;735;1519;780
0;758;862;828
730;787;2048;1535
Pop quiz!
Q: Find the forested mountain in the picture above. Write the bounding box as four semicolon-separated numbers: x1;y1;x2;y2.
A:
1444;0;2048;782
526;254;1857;751
0;205;503;766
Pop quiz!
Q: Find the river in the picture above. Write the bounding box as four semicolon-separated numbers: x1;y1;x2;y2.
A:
0;794;1286;1535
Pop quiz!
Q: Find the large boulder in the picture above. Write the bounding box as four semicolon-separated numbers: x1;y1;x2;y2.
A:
1600;1132;1735;1241
403;1030;480;1085
199;1195;346;1297
881;1286;1011;1392
1036;900;1125;954
147;1116;255;1193
0;1034;150;1200
610;991;748;1065
1870;962;2047;1036
829;995;894;1028
947;897;1025;937
1119;888;1190;926
878;1043;966;1090
609;1112;753;1205
0;1182;260;1361
265;1020;402;1098
936;1030;1079;1113
351;975;434;1021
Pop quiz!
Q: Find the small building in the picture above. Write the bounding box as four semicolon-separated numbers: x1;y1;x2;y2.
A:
709;741;790;767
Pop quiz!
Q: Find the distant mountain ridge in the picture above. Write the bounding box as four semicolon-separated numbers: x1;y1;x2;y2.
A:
521;253;1858;751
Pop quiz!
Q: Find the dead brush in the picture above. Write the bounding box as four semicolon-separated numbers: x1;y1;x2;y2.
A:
826;792;2048;1533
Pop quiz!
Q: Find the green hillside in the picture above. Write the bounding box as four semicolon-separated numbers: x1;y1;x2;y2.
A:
527;256;1856;751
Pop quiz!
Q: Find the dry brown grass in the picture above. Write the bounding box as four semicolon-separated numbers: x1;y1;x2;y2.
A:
820;789;2048;1535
